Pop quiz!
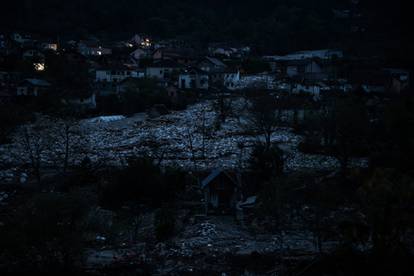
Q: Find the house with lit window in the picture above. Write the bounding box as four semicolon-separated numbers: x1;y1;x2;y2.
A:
40;41;58;51
78;41;112;56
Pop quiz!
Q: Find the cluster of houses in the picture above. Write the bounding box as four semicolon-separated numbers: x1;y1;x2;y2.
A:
0;32;411;108
0;32;248;108
264;49;410;97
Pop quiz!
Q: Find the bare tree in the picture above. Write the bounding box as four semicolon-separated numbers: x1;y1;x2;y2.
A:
52;118;85;174
182;107;213;172
141;130;168;167
184;126;198;172
195;107;210;160
16;117;55;185
213;90;233;129
247;92;281;149
14;116;87;185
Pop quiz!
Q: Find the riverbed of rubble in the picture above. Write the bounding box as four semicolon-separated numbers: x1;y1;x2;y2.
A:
80;99;367;171
0;99;367;183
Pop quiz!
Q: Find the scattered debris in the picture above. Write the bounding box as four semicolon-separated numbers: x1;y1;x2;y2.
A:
0;99;368;181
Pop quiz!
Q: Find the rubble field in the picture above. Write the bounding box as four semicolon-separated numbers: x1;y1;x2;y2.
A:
79;99;367;170
0;99;367;183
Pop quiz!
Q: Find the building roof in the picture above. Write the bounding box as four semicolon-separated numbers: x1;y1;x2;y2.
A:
154;47;198;59
22;78;51;87
383;68;410;78
201;168;223;188
201;168;238;189
264;49;343;62
204;57;227;68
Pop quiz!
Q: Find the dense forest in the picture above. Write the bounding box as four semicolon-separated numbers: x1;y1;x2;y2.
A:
0;0;411;57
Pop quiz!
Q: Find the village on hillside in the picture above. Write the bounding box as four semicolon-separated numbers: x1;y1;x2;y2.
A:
1;26;413;275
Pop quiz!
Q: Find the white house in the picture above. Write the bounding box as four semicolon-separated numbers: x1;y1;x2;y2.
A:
178;68;209;90
223;71;241;90
146;60;182;80
95;67;145;83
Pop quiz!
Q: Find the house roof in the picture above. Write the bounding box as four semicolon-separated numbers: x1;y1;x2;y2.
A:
204;57;227;68
201;168;223;189
201;168;238;189
154;47;197;59
22;78;51;87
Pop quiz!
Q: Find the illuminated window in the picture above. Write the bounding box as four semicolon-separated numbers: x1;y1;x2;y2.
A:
34;63;45;71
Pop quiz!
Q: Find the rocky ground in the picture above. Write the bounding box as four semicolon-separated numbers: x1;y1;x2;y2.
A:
84;214;332;275
0;99;367;183
78;99;368;171
69;99;366;171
